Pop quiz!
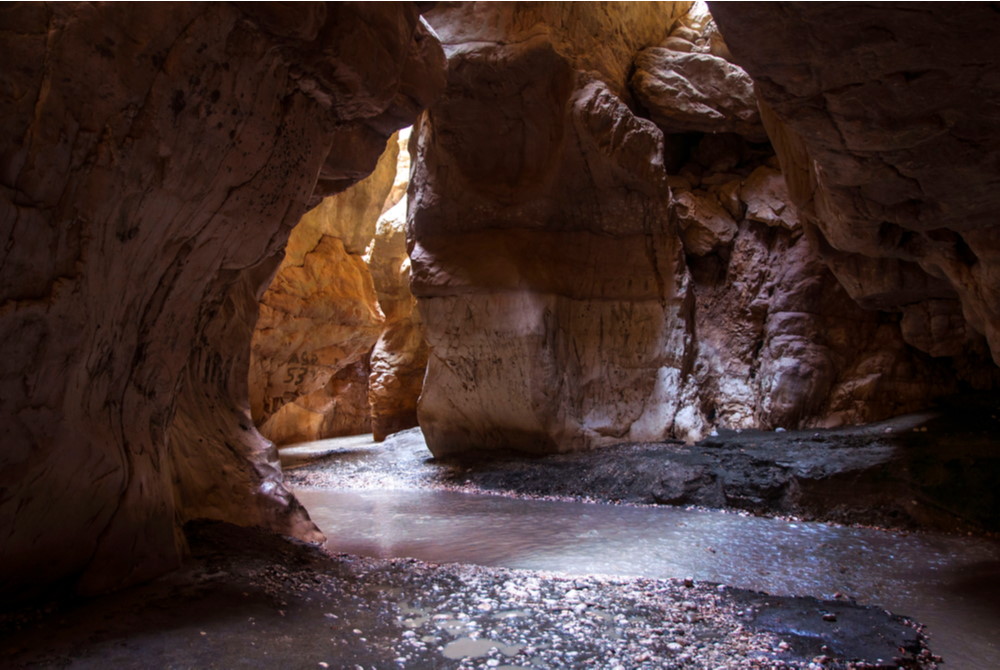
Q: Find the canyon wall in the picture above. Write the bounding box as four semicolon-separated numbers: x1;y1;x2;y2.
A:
410;1;691;455
248;127;428;446
0;2;443;596
710;2;1000;369
369;129;430;441
248;140;398;445
411;2;991;458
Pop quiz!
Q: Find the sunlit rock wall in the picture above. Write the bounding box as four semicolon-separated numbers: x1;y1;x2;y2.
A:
411;2;692;456
248;141;398;444
250;127;430;446
0;2;444;596
710;2;1000;370
369;129;430;441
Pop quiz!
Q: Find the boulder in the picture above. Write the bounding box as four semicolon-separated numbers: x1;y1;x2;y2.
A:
631;48;767;141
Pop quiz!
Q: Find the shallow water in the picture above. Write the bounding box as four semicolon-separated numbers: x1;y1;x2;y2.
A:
295;487;1000;669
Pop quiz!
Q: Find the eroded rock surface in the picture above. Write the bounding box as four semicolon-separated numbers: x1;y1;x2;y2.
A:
410;2;994;458
0;2;444;596
368;131;429;441
631;48;766;141
411;2;691;456
249;141;398;443
710;2;1000;366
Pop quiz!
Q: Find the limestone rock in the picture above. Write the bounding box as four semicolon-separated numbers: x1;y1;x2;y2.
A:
413;2;691;456
740;166;800;229
368;133;429;441
424;2;688;99
249;140;398;438
0;2;443;597
673;190;737;256
258;357;373;446
668;138;967;434
710;2;1000;366
412;0;985;459
631;48;767;141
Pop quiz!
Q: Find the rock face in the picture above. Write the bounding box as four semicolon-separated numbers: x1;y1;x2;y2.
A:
368;130;430;441
411;2;690;456
411;1;992;458
0;2;444;597
709;2;1000;367
632;48;766;141
249;141;398;444
249;126;429;446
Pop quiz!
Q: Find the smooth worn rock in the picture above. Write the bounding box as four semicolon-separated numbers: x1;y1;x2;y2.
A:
0;2;444;597
368;132;429;440
258;357;374;446
710;1;1000;366
249;139;398;441
412;2;690;456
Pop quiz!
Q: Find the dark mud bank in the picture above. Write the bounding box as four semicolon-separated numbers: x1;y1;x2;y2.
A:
435;394;1000;533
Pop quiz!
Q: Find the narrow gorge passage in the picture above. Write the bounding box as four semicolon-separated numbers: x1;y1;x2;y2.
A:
4;2;1000;669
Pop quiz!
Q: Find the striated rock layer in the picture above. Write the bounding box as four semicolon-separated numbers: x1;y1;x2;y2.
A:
710;2;1000;367
411;1;991;458
0;2;444;596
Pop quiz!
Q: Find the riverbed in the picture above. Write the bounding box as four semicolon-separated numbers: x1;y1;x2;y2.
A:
290;428;1000;669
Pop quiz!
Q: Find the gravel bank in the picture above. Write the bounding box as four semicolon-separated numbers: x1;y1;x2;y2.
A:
0;522;934;669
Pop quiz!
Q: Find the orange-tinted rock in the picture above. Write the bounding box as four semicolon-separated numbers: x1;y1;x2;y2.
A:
368;130;429;441
249;140;398;442
258;357;373;445
0;2;443;597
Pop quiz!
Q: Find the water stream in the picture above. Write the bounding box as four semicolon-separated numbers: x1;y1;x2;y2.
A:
295;487;1000;669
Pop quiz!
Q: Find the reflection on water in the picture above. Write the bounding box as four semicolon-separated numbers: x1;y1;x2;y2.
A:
295;487;1000;670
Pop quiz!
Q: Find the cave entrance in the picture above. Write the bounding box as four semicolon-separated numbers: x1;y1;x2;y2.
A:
247;127;427;448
